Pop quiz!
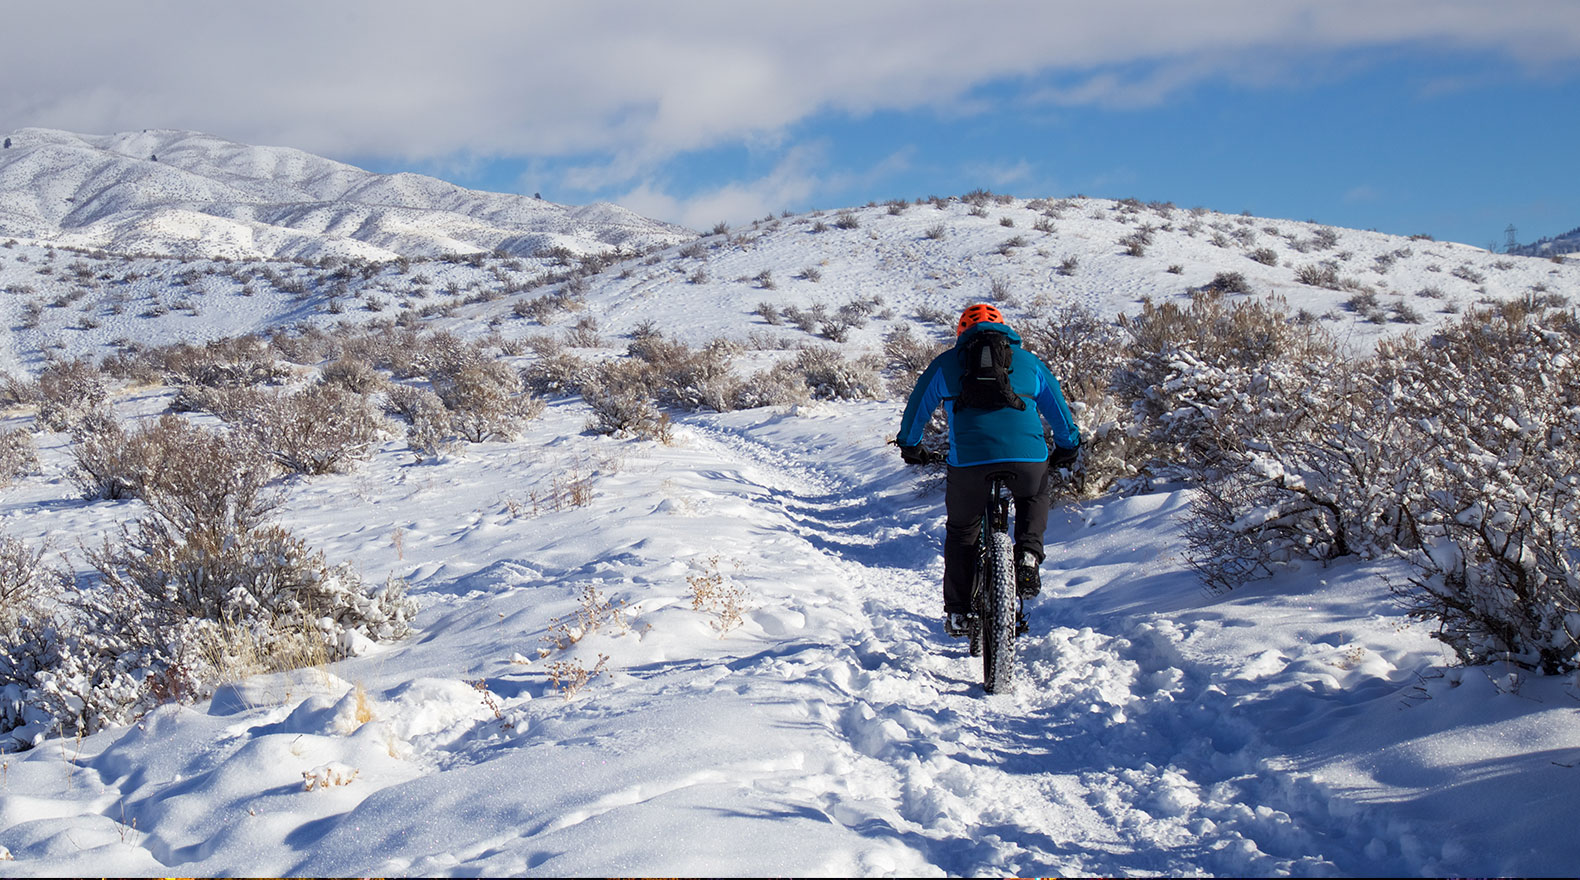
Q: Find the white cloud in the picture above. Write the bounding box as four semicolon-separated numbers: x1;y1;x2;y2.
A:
1344;185;1381;204
959;159;1040;191
616;143;913;228
3;0;1577;171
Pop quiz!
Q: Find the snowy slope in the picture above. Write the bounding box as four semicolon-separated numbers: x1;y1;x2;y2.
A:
4;191;1576;380
0;147;1578;874
436;194;1580;363
2;391;1578;877
0;129;693;260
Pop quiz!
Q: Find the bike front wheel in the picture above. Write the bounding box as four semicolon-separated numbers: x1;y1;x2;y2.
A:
981;529;1018;694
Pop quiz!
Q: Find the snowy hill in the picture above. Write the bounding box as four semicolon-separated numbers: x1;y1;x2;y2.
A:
0;171;1579;875
444;194;1575;353
4;188;1576;379
0;128;693;261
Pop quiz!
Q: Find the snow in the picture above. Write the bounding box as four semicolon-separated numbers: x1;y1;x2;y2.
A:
0;128;691;261
2;398;1578;876
0;130;1577;876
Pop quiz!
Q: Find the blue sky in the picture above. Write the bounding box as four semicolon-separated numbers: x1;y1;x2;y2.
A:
357;47;1578;248
7;1;1580;247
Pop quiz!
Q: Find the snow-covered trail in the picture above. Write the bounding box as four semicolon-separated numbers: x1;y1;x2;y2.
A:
679;414;1406;878
0;401;1536;877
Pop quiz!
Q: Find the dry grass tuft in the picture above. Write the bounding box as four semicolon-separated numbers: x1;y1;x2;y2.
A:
538;584;631;656
546;654;609;700
688;556;747;636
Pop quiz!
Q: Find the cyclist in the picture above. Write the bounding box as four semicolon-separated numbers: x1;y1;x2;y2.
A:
895;303;1081;637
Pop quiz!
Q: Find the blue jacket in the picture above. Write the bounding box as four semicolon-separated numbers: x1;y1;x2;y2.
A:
897;322;1080;467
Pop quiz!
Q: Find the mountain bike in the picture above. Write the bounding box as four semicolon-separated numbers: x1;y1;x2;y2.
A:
897;443;1024;695
965;472;1022;695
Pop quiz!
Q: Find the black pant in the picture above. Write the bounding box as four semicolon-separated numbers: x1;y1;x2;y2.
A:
942;460;1051;613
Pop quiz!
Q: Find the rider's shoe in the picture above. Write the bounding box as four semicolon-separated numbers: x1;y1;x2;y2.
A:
1016;550;1041;599
944;612;969;638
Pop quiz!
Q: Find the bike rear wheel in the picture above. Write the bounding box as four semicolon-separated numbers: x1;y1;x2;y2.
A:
981;529;1018;694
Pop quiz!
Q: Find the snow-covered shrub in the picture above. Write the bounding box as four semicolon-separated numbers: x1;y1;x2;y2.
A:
409;330;478;379
732;365;812;410
1451;264;1486;284
3;416;419;746
1391;299;1424;324
51;521;414;743
0;372;32;408
69;411;265;503
1296;263;1341;289
385;383;442;425
385;385;455;459
127;415;279;534
1203;271;1251;294
320;356;388;395
881;323;948;396
0;535;113;749
1020;305;1146;497
564;316;602;348
1020;304;1125;405
781;304;825;334
683;339;751;411
327;326;420;377
90;521;413;665
625;333;744;413
265;323;339;366
1117;293;1419;588
1173;299;1580;640
818;314;859;343
1379;306;1580;673
432;359;542;443
582;360;672;442
68;414;148;500
0;534;65;635
230;384;388;474
1116;291;1334;473
520;336;596;397
1180;368;1414;593
0;429;37;488
148;336;289;390
166;382;248;416
34;358;108;433
786;347;884;401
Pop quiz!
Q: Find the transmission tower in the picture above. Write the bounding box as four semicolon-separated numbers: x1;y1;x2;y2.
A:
1505;224;1519;253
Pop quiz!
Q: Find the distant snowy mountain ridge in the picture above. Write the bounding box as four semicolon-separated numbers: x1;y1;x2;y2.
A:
1510;224;1580;258
0;128;694;261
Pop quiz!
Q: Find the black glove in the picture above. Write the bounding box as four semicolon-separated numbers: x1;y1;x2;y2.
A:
899;444;931;465
1049;444;1079;469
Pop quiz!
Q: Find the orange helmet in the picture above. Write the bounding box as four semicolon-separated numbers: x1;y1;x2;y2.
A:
956;303;1005;335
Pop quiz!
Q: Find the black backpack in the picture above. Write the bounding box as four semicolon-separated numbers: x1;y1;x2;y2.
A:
955;330;1026;411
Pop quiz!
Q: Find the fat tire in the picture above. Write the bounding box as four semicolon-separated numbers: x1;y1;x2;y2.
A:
982;529;1018;694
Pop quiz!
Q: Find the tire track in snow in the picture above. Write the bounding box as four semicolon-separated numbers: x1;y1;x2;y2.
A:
685;416;1402;877
683;420;1134;874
